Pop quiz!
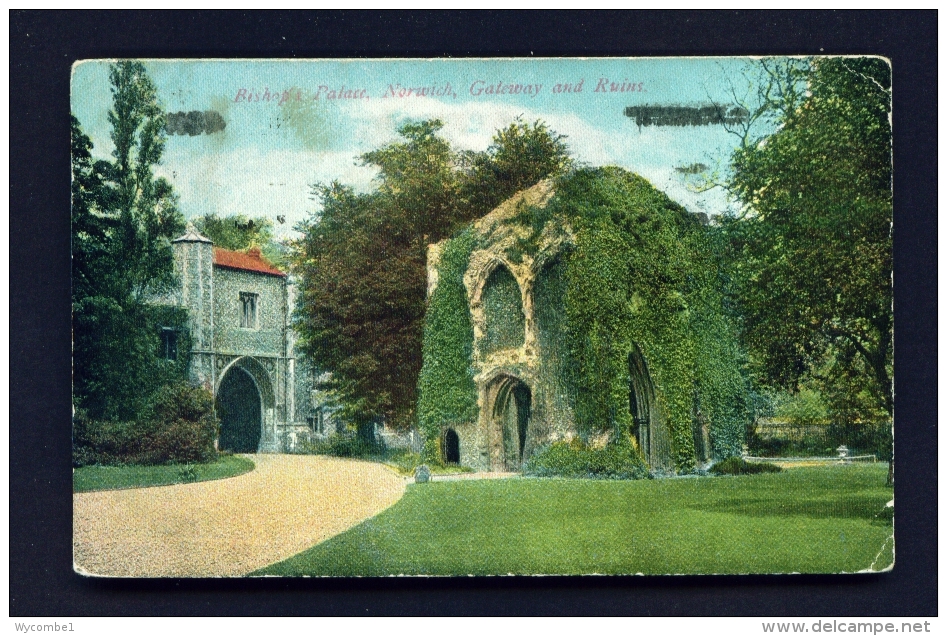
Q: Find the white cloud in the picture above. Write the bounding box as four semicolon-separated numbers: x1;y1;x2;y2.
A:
155;95;738;240
156;146;378;238
344;96;622;164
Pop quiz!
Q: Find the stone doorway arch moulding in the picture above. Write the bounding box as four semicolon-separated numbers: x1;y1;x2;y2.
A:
216;355;278;453
479;372;533;472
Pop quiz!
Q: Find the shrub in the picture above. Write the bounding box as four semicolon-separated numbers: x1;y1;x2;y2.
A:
72;382;217;467
300;433;386;459
177;464;198;482
148;382;215;427
383;448;473;475
524;438;647;480
709;456;782;476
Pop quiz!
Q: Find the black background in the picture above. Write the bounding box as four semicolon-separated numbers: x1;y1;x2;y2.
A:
10;10;937;616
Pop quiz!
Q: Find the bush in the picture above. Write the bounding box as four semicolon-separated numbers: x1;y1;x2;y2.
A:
299;433;386;459
524;438;648;480
384;449;473;476
72;382;218;467
709;456;782;476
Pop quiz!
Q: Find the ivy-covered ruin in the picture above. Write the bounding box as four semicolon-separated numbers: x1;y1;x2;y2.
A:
418;167;749;474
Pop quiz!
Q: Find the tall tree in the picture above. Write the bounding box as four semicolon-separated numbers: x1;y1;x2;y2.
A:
105;61;184;303
72;61;187;421
71;115;112;305
293;119;571;437
459;117;571;214
722;57;893;425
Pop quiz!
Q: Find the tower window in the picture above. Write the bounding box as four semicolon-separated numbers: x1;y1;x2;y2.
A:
160;328;178;361
240;292;259;328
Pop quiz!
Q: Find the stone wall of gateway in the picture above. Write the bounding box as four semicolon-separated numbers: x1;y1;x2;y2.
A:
211;266;305;450
171;231;317;453
212;267;287;357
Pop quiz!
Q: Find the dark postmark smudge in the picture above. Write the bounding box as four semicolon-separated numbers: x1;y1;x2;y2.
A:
624;105;748;130
674;163;709;175
165;110;226;136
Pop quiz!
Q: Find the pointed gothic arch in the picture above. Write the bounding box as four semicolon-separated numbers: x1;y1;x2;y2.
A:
215;356;276;453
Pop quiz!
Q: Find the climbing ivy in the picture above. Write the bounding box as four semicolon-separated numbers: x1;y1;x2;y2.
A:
416;230;478;450
481;265;526;354
418;167;749;472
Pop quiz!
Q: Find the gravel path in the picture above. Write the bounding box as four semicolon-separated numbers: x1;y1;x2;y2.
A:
73;454;406;578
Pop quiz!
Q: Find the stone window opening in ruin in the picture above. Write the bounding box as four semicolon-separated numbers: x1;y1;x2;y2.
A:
239;292;259;329
160;327;178;361
443;428;461;464
480;263;526;355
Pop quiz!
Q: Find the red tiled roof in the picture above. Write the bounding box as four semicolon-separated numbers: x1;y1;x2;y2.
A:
213;247;286;277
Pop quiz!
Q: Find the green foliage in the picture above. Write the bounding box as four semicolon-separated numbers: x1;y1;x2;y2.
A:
72;61;187;422
293;119;571;431
299;433;386;459
417;231;478;440
460;117;573;214
177;464;199;482
772;388;829;426
73;297;192;421
553;168;747;466
709;456;782;475
723;57;893;424
545;169;705;469
148;381;216;427
534;257;574;421
480;265;526;353
295;434;472;476
386;449;427;475
421;436;443;465
73;382;218;467
103;61;184;302
524;438;647;480
384;449;474;476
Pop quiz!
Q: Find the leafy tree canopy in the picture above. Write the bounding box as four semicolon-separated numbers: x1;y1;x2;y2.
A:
72;61;188;421
293;118;571;435
721;57;892;422
194;214;274;250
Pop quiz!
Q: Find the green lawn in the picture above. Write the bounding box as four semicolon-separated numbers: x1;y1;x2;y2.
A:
73;455;255;493
255;464;893;576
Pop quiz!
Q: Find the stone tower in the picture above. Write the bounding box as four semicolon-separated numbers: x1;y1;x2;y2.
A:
171;224;215;391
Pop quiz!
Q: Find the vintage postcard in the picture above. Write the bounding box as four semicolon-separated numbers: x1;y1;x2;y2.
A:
71;57;893;577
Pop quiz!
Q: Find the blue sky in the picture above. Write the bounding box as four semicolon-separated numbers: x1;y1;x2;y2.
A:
72;57;764;238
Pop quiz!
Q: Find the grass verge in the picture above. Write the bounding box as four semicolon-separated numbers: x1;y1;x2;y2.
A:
73;455;255;493
255;464;893;576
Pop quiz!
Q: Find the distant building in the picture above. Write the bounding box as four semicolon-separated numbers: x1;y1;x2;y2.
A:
168;225;330;452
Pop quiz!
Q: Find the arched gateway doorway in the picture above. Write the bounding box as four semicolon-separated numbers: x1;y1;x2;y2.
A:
216;357;275;453
485;375;532;471
443;429;460;464
629;345;671;469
